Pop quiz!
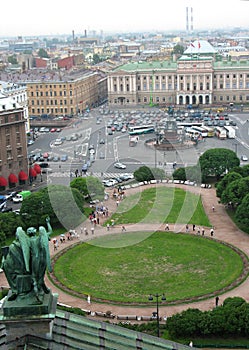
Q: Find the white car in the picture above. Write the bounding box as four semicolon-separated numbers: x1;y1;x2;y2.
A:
12;194;23;203
114;162;126;169
103;179;118;187
241;155;248;161
54;138;63;146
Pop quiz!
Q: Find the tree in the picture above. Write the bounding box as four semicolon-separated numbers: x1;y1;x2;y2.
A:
216;171;242;198
199;148;240;181
235;193;249;226
37;48;49;58
20;185;85;228
221;176;249;206
8;55;18;65
70;176;105;201
92;54;102;64
172;44;184;55
134;166;155;182
173;167;186;181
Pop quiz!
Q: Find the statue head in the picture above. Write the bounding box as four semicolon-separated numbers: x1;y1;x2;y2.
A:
27;227;37;236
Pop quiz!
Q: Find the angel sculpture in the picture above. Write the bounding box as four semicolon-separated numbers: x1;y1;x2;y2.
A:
1;217;52;303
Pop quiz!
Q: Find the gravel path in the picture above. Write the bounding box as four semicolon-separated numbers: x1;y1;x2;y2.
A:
1;183;249;320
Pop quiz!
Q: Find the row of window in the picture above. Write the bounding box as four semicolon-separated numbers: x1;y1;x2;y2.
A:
30;90;72;97
30;99;72;106
31;108;74;115
112;94;249;104
113;73;249;82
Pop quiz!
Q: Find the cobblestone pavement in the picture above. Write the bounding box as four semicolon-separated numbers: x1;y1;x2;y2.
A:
1;183;249;320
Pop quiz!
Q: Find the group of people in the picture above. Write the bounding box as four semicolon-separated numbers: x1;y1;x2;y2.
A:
164;223;215;237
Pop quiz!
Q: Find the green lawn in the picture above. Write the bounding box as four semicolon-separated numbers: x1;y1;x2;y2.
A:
53;231;244;304
107;187;210;226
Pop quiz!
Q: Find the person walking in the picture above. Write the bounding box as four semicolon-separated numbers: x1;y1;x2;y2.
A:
210;227;214;237
84;227;88;236
185;224;189;233
201;227;205;236
106;223;110;231
192;224;196;231
121;225;126;232
215;296;219;307
91;227;94;235
165;223;169;231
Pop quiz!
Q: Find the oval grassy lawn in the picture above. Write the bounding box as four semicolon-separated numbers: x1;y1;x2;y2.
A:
53;231;244;304
107;187;210;226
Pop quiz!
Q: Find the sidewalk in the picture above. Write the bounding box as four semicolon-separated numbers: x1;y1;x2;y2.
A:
1;183;249;320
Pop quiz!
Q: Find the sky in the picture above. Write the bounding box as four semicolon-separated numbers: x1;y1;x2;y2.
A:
1;0;249;37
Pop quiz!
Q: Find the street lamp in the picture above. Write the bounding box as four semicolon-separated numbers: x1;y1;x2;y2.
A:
148;293;166;337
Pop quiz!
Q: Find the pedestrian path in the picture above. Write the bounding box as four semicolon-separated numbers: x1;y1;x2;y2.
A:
1;183;249;321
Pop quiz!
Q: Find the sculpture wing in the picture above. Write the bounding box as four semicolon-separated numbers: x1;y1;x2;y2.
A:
39;226;52;272
16;227;30;273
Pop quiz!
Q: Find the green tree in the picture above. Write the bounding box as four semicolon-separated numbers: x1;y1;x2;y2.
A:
37;48;49;58
199;148;240;181
134;166;154;182
216;171;242;198
221;176;249;206
92;54;102;64
173;167;186;181
70;176;105;201
232;164;249;177
20;185;85;228
8;55;18;64
173;44;184;55
0;212;23;239
235;193;249;226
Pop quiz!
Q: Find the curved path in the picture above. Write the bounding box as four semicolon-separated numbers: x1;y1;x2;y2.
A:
1;183;249;319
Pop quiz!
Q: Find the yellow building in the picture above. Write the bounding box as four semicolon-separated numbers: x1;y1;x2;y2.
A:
27;70;107;117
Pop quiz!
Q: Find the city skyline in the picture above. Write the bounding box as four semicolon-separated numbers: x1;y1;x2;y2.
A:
1;0;249;37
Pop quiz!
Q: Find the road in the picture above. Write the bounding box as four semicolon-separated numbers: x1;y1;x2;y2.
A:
27;108;249;187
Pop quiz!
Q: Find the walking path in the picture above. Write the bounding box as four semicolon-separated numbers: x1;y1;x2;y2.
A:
1;183;249;320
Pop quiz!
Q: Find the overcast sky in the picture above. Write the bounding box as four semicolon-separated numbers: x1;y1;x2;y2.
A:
1;0;249;37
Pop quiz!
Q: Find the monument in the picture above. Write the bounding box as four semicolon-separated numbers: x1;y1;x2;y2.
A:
0;217;58;346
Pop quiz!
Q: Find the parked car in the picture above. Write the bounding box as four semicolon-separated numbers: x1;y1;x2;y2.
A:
1;207;12;213
114;162;126;169
12;194;23;203
54;138;63;146
241;155;248;161
61;155;68;162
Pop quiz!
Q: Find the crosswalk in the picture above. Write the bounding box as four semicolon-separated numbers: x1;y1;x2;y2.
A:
48;171;133;179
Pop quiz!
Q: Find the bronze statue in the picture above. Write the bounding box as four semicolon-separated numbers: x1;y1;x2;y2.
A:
1;217;52;304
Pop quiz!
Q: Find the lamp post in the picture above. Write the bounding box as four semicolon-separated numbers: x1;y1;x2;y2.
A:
148;293;166;337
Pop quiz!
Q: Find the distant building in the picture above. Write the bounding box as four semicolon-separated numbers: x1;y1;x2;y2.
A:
107;40;249;107
26;70;107;117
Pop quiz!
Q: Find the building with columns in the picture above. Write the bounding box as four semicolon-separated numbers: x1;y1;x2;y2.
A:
107;40;249;108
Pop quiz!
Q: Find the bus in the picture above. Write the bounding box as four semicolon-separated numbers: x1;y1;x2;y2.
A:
191;126;208;138
202;126;215;137
185;128;201;138
128;125;154;135
215;126;227;140
224;125;236;139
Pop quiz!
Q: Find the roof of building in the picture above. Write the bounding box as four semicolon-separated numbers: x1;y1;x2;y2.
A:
114;60;177;72
184;40;217;55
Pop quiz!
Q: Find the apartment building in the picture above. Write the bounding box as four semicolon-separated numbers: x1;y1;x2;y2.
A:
27;70;107;117
107;41;249;107
0;94;28;189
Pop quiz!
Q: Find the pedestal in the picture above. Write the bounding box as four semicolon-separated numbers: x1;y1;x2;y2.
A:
0;292;58;347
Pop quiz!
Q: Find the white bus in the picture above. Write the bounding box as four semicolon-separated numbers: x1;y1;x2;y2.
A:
224;125;236;139
191;126;208;138
128;125;154;135
215;127;227;140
